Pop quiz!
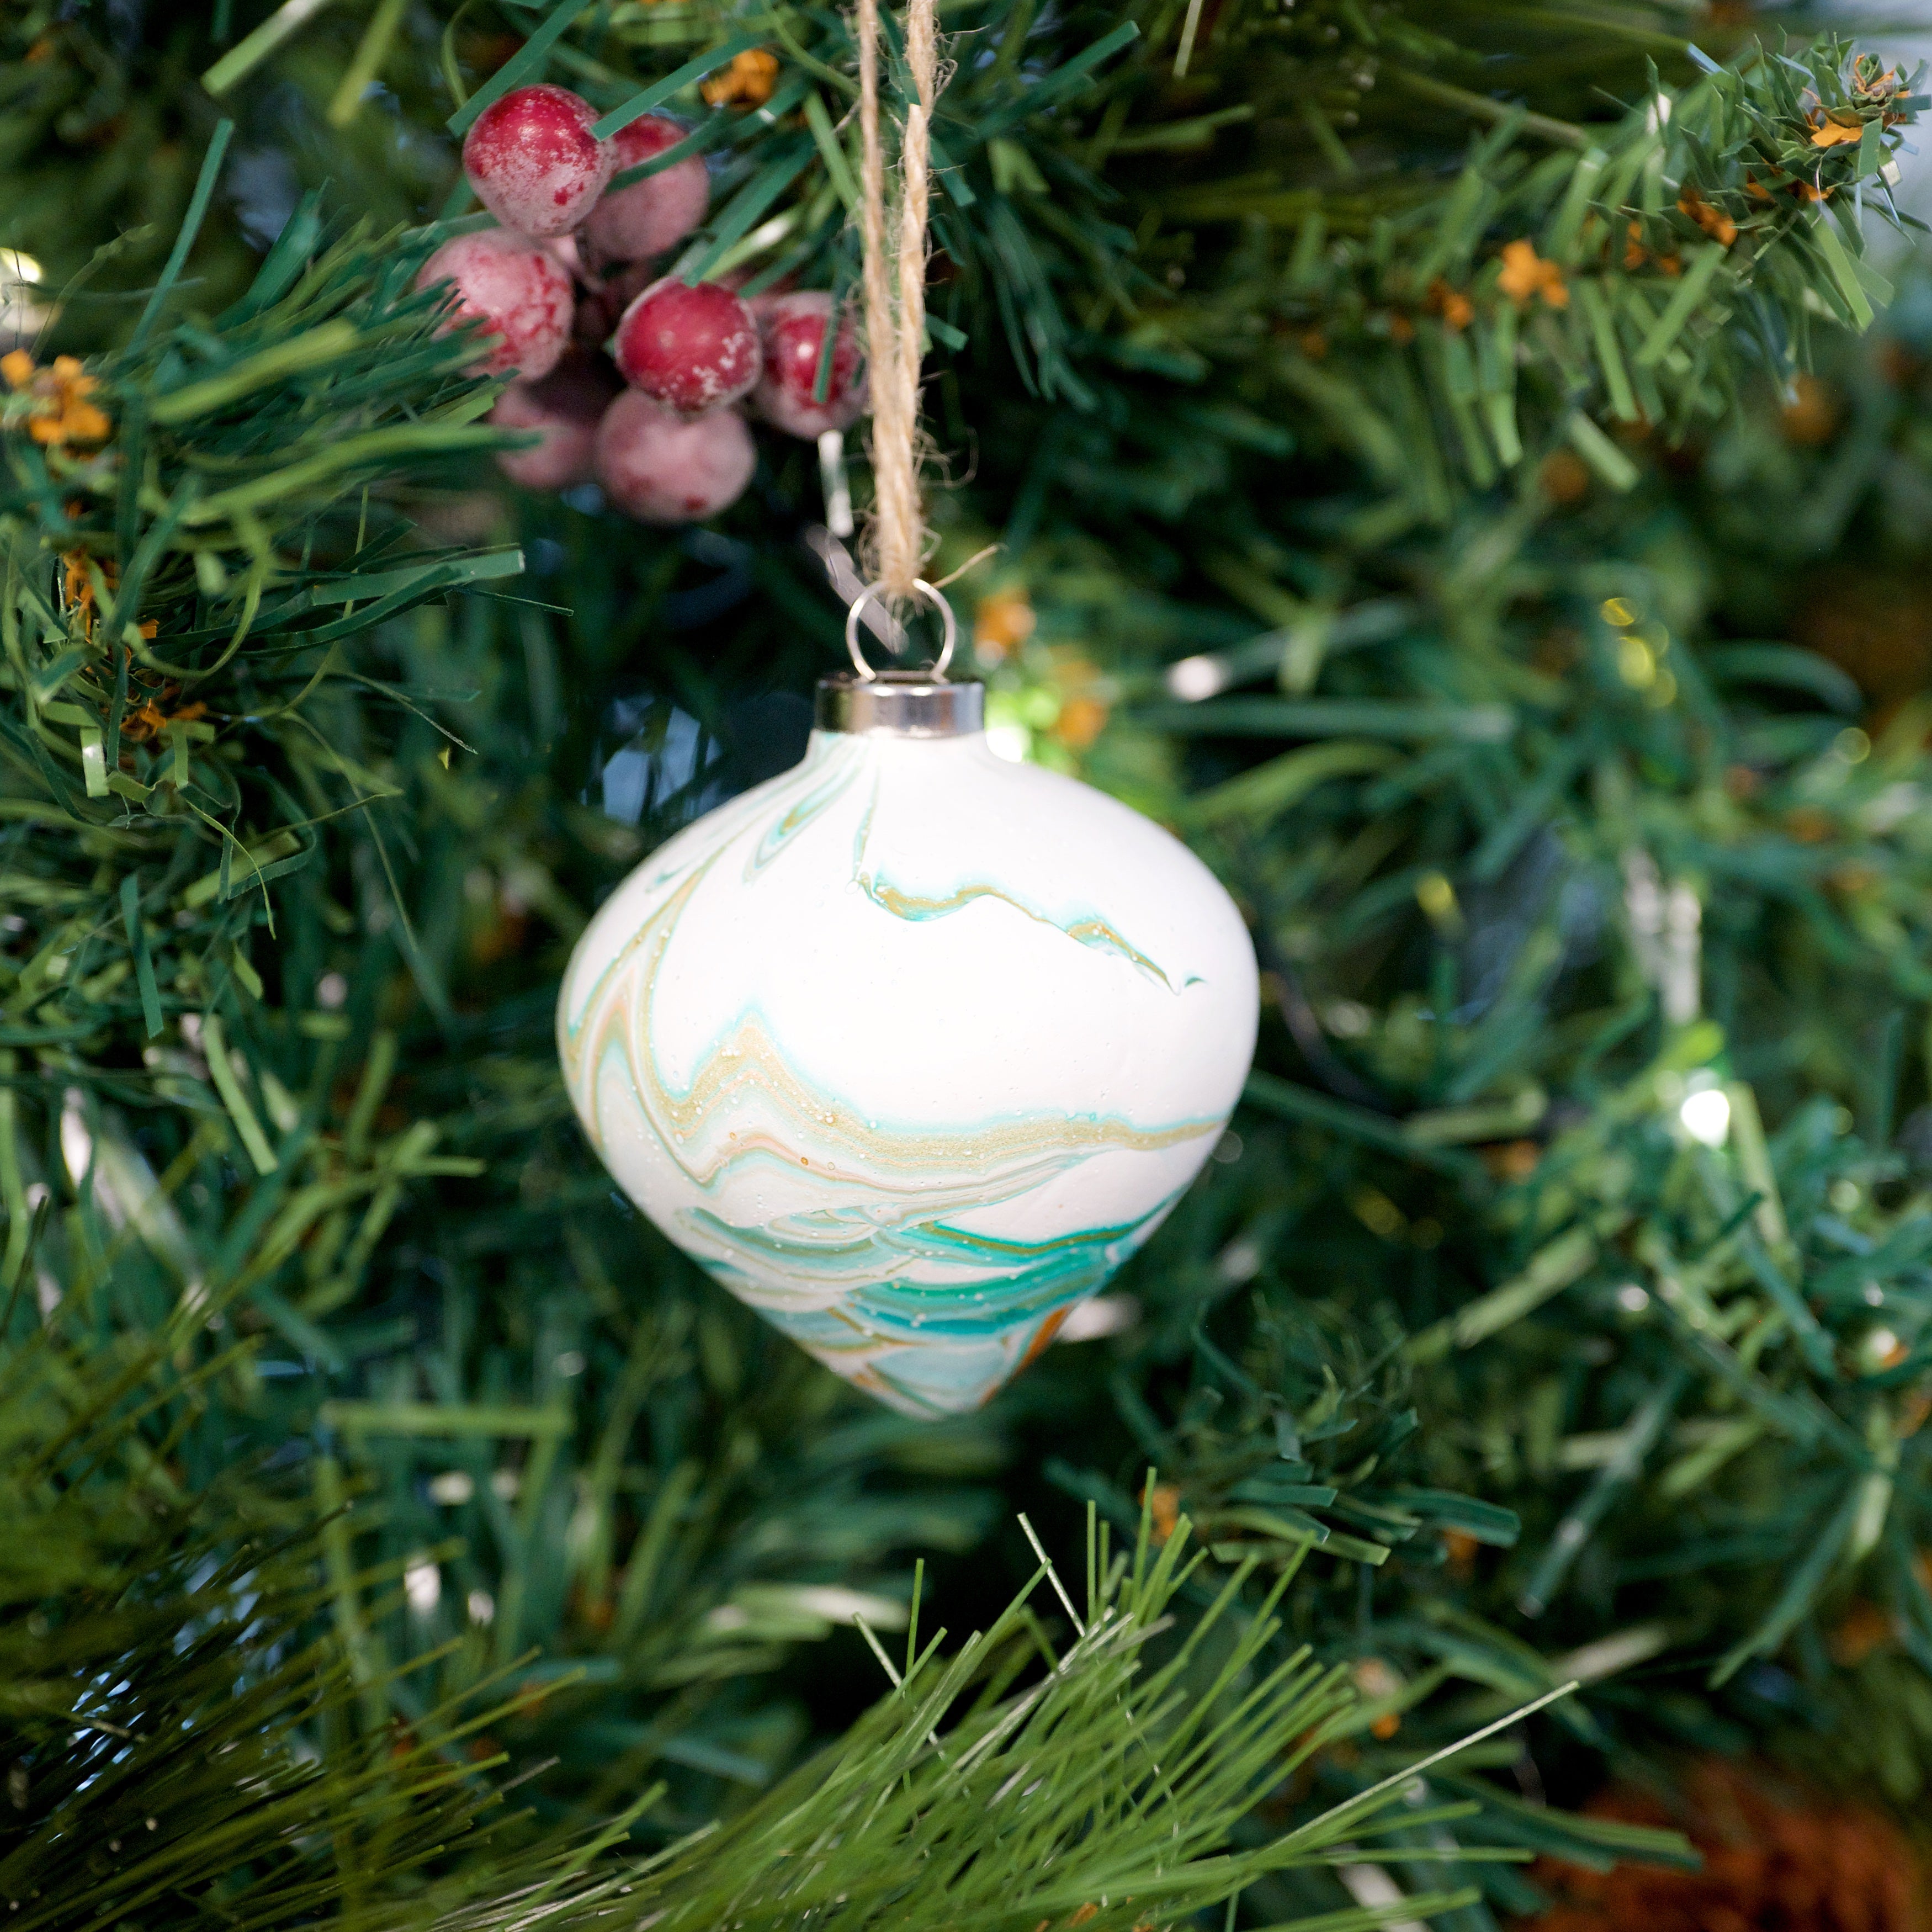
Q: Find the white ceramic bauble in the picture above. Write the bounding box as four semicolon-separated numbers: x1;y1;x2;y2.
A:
558;671;1259;1416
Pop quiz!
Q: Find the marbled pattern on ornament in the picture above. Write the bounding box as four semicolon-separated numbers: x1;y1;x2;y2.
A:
559;728;1258;1416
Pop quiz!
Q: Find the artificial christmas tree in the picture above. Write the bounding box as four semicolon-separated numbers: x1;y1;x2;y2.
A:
6;2;1932;1926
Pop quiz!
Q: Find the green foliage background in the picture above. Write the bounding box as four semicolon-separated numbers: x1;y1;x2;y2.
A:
7;0;1932;1924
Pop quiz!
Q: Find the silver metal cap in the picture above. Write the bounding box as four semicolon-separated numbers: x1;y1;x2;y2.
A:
815;672;984;738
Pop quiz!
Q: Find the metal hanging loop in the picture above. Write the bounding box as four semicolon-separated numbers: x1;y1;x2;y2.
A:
844;578;957;682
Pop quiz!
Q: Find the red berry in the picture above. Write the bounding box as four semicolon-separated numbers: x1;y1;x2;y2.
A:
491;353;622;490
582;116;710;264
749;291;866;439
462;83;617;238
612;277;762;413
418;230;572;379
594;390;755;524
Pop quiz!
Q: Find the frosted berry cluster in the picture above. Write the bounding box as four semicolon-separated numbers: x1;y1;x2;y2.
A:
416;82;864;525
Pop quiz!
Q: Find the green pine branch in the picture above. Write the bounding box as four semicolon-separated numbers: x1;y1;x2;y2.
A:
429;1505;1566;1932
0;1318;523;1930
1144;38;1918;513
4;1289;1593;1930
7;0;1932;1893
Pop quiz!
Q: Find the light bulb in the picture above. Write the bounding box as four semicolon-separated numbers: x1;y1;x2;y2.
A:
1679;1082;1731;1148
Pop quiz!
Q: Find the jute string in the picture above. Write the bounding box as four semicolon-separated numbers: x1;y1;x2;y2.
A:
857;0;938;604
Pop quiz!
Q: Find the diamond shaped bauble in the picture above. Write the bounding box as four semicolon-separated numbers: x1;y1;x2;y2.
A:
558;684;1258;1416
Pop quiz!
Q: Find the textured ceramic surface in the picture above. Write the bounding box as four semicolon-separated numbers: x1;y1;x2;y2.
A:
558;726;1259;1415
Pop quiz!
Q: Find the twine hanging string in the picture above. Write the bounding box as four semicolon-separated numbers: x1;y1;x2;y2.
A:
857;0;938;608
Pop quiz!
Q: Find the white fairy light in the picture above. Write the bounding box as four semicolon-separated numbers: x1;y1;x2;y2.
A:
1216;1236;1263;1284
1337;1864;1426;1932
1662;881;1701;1025
1;249;47;352
1679;1078;1731;1148
404;1555;441;1616
1058;1293;1139;1341
1621;853;1702;1023
1621;848;1664;984
1164;654;1227;700
60;1088;93;1188
817;428;853;539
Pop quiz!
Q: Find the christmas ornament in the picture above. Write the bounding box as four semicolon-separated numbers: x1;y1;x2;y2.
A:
419;230;572;379
613;276;763;413
558;591;1259;1414
750;291;867;439
492;352;620;489
593;388;755;523
583;115;711;264
562;0;1255;1413
462;82;618;238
